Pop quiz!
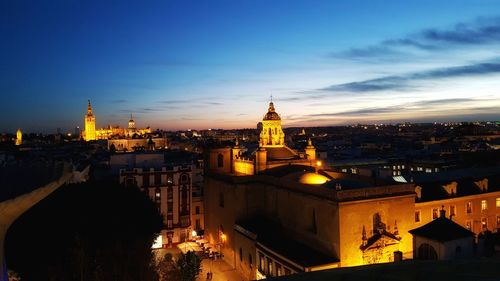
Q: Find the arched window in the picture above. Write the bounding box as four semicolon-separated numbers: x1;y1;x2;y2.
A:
418;243;438;260
180;174;189;184
217;154;224;168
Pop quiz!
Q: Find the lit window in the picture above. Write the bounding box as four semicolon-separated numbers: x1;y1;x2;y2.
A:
417;167;423;171
465;220;472;231
415;211;421;222
449;205;456;217
481;200;487;211
432;208;438;219
425;168;432;173
341;168;347;173
482;217;488;230
466;202;472;214
393;165;396;170
401;165;405;169
397;165;401;170
435;168;439;172
496;198;500;208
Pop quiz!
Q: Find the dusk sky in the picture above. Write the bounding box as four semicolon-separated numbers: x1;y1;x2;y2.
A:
2;0;500;133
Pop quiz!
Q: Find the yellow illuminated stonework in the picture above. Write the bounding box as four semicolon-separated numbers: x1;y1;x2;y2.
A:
259;102;285;147
298;172;330;185
15;128;22;146
83;100;96;141
81;101;153;141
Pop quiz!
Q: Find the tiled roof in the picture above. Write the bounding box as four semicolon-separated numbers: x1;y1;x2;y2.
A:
235;218;338;268
409;217;474;242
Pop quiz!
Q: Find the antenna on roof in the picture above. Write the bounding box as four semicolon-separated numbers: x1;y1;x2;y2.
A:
270;94;273;103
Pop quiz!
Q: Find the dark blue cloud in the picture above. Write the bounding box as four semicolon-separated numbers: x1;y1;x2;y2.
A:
303;98;497;118
337;17;500;59
322;61;500;92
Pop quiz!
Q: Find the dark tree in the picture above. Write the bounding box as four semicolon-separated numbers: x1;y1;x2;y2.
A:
177;251;202;281
5;180;163;281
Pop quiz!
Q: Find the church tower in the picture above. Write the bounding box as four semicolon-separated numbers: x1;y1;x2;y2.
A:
84;100;96;141
305;138;316;161
259;101;285;147
15;128;22;146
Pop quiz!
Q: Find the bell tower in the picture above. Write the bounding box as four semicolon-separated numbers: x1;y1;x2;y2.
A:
259;100;285;147
84;100;96;141
15;128;22;146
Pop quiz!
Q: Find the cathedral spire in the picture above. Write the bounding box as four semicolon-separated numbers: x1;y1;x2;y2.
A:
87;100;93;115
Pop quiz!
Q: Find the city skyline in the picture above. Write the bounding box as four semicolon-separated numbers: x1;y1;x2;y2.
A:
2;1;500;133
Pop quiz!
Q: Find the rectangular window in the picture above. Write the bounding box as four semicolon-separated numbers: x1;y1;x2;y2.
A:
497;216;500;228
155;173;161;185
466;202;472;214
239;248;243;262
432;208;439;220
249;254;253;268
466;220;472;231
425;168;432;173
496;198;500;208
481;200;487;211
482;217;488;230
276;263;283;276
259;253;265;272
195;206;200;214
267;258;273;276
195;219;200;230
415;211;421;222
449;205;456;217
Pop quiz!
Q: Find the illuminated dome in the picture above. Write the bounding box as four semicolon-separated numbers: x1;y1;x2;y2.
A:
299;173;330;185
263;102;281;120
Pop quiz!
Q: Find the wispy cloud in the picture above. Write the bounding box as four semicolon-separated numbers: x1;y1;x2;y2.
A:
110;99;128;103
300;98;497;118
335;17;500;60
321;61;500;93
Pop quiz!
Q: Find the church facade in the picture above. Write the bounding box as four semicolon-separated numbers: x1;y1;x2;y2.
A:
208;101;317;176
204;102;416;280
82;100;154;142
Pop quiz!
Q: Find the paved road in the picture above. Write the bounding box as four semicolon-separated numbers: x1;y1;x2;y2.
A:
198;258;246;281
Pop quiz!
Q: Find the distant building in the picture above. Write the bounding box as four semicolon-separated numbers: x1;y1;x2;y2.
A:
15;128;22;146
83;100;96;141
82;100;153;141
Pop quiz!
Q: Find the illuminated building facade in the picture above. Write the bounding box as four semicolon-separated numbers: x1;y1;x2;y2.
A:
82;100;153;141
120;163;194;247
204;101;416;280
414;177;500;236
15;128;22;146
83;100;96;141
207;101;317;176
